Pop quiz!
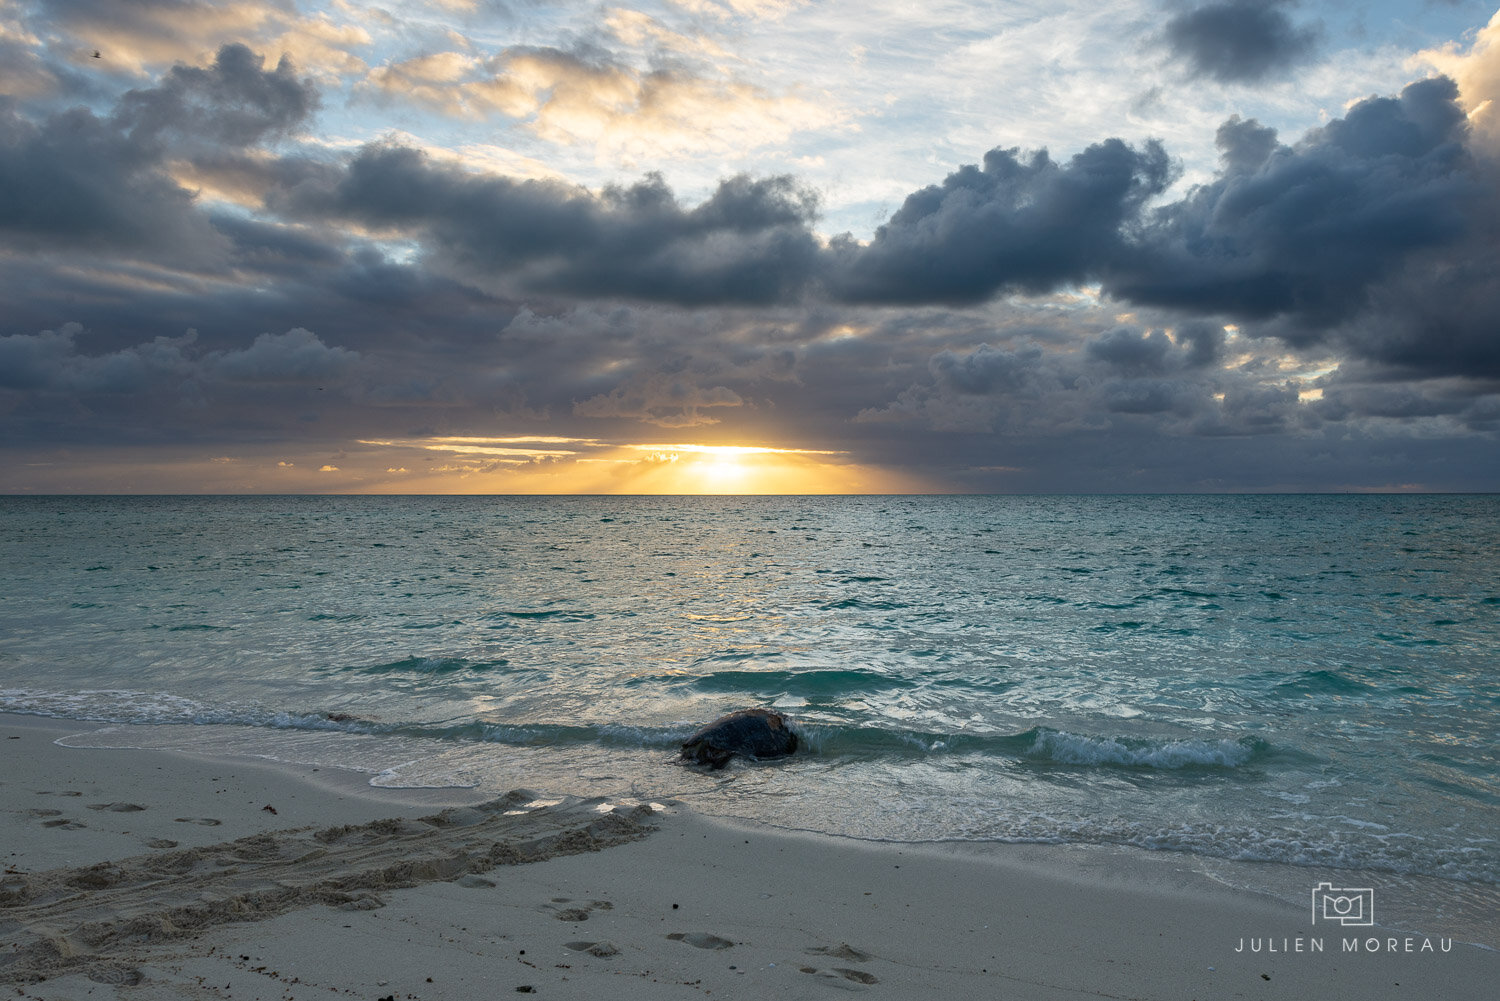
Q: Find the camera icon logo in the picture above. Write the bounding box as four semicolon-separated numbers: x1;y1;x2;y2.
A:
1312;882;1375;926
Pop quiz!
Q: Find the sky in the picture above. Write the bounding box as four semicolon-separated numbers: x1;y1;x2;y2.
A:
3;0;1500;493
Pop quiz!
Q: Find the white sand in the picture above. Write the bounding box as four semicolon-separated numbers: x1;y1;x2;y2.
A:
3;712;1495;1000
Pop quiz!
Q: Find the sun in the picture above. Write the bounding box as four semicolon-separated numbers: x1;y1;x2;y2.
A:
697;450;749;492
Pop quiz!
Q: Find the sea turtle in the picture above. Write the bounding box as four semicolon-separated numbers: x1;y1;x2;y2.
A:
680;709;798;769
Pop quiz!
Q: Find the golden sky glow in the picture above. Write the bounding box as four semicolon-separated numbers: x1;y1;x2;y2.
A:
339;437;925;494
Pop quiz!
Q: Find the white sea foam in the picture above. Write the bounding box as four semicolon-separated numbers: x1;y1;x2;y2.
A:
1025;729;1256;768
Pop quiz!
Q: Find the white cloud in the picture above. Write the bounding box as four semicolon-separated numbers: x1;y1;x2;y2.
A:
1418;9;1500;155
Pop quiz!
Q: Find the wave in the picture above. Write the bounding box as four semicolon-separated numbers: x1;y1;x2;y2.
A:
688;668;916;697
1262;669;1377;695
0;689;1272;772
345;656;513;676
817;597;909;611
1020;728;1261;769
795;725;1269;770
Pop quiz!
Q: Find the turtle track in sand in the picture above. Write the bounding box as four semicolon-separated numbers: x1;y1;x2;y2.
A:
0;791;656;984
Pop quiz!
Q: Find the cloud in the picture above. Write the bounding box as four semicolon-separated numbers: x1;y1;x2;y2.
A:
287;143;823;305
0;323;93;390
0;43;316;260
604;8;733;62
30;0;285;74
26;0;368;80
826;140;1175;305
113;42;319;148
211;327;358;383
1418;8;1500;155
0;323;196;394
1109;77;1499;376
265;13;370;81
0;323;362;397
363;51;483;117
362;43;843;160
1086;326;1174;372
573;373;745;427
0;101;217;257
928;343;1047;396
0;15;60;99
666;0;807;22
1162;0;1322;84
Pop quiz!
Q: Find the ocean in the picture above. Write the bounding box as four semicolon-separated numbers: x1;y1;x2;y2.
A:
3;495;1497;941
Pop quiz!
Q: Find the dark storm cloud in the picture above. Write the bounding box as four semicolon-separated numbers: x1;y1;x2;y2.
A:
1163;0;1322;84
272;135;1179;312
0;44;316;260
826;140;1175;305
926;343;1055;401
211;327;359;383
0;323;195;395
0;324;356;395
0;324;91;390
1109;78;1492;370
0;101;216;256
282;145;824;306
1174;320;1226;367
1086;326;1174;372
1346;258;1500;377
211;212;347;276
860;319;1236;436
1311;382;1468;422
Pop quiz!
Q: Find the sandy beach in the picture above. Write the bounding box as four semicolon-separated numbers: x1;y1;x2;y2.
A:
2;712;1494;1000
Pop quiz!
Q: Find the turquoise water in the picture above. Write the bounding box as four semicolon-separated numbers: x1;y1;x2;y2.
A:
2;495;1497;930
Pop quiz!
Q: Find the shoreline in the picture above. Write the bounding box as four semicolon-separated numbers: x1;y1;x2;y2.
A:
3;712;1496;999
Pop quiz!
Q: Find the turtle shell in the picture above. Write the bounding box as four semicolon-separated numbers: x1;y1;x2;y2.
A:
680;708;798;769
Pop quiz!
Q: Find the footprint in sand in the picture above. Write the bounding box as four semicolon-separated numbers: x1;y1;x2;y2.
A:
27;808;63;818
666;932;734;950
544;898;613;922
146;838;179;849
86;966;144;986
174;817;223;826
456;874;496;888
67;865;124;890
88;802;147;813
0;878;29;906
799;966;880;988
40;819;86;830
564;940;621;958
336;892;386;911
808;943;874;963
